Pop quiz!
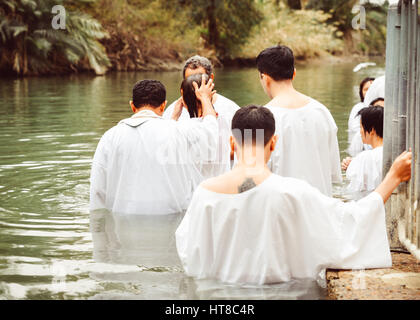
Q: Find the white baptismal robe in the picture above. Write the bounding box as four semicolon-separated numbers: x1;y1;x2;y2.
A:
364;75;385;107
348;102;365;145
176;174;391;285
346;146;383;198
90;110;218;215
348;131;372;157
266;99;342;196
163;94;240;178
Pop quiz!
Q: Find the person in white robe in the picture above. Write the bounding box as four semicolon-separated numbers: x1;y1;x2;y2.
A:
347;97;384;157
347;77;374;145
170;73;234;178
90;78;218;215
163;55;240;176
364;75;385;107
256;45;341;196
343;106;384;199
163;55;240;122
176;105;412;285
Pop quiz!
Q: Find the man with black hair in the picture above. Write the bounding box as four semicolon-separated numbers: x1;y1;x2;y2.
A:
343;106;384;198
176;105;412;285
256;45;341;196
90;77;218;215
348;97;385;157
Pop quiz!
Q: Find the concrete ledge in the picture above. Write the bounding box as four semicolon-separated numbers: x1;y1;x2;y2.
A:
326;252;420;300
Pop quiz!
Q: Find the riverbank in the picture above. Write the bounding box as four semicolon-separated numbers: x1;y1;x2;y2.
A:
326;252;420;300
0;1;387;77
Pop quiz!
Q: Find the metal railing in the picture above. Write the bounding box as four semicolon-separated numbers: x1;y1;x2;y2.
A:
383;0;419;259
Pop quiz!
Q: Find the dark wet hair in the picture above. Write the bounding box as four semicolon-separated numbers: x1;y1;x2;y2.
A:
181;73;209;118
182;55;213;79
132;80;166;108
370;97;384;107
357;106;383;138
231;105;276;146
359;77;375;102
256;45;295;81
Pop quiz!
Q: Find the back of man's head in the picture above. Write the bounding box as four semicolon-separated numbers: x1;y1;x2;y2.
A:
256;45;295;81
183;55;213;79
232;106;275;146
357;106;384;138
132;80;166;109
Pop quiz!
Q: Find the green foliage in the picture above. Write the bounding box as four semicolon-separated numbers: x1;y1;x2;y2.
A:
166;0;263;57
306;0;388;55
238;4;343;59
0;0;110;75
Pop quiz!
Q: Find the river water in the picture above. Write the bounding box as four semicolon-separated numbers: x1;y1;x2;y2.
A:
0;62;385;299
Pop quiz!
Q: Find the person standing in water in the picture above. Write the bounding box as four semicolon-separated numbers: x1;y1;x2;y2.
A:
342;106;384;199
256;45;342;196
178;73;232;178
176;106;412;285
348;77;375;145
163;55;240;121
90;78;218;215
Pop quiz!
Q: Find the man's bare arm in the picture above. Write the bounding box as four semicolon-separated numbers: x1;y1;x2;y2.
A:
375;150;412;203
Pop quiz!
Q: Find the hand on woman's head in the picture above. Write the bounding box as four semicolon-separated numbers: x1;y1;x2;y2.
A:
193;74;216;103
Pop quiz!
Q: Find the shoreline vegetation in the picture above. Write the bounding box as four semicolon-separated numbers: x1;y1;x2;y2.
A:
0;0;388;77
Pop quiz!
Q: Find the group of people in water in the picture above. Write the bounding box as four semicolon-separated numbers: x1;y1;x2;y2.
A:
90;45;412;285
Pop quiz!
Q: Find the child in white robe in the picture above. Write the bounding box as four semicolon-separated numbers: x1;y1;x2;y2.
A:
256;45;341;196
347;77;374;146
344;106;384;199
176;105;412;285
347;98;384;157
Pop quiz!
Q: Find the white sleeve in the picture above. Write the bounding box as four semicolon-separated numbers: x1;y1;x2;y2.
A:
163;101;191;121
348;131;364;157
175;188;201;273
329;125;343;183
336;192;391;269
346;152;382;193
296;184;391;270
162;102;175;120
173;115;219;163
89;135;109;211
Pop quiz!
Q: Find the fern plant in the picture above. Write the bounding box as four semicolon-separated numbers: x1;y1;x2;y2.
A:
0;0;110;75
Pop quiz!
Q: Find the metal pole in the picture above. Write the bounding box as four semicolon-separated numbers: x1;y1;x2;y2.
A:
416;0;420;249
384;3;401;247
395;0;410;250
406;0;414;243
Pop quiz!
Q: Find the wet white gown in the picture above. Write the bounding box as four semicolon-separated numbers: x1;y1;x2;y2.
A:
176;174;391;285
90;110;218;215
266;99;342;196
346;146;383;198
163;94;240;178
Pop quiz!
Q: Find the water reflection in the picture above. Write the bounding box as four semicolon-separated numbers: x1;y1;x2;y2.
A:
0;63;385;299
89;210;326;300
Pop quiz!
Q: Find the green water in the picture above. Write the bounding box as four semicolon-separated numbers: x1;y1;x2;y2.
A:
0;62;385;299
